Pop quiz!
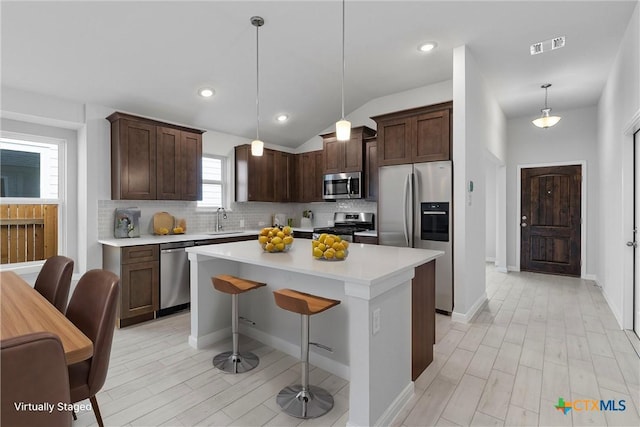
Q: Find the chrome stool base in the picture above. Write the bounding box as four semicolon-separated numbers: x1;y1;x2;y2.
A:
213;351;259;374
276;384;334;419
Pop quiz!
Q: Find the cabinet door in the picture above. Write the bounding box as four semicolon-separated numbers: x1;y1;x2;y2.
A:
377;117;413;166
115;119;157;199
323;137;343;174
121;260;159;319
365;139;378;200
413;109;450;163
181;132;202;201
156;127;182;200
343;136;364;172
411;260;435;381
274;151;291;202
248;149;275;201
313;150;324;201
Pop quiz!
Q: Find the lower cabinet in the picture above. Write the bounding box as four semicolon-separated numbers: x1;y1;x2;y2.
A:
412;260;436;380
353;235;378;245
104;244;159;328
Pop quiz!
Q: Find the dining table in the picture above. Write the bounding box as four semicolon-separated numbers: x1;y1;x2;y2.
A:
0;271;93;365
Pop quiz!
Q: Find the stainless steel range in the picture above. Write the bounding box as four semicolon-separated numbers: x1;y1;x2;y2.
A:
313;212;375;242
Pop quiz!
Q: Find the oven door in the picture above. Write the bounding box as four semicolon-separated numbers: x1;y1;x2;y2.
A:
420;202;449;242
323;172;362;200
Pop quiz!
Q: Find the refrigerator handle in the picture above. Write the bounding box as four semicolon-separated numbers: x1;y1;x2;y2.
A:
403;174;410;247
408;172;414;247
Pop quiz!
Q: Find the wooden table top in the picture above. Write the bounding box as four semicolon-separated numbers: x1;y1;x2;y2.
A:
1;271;93;365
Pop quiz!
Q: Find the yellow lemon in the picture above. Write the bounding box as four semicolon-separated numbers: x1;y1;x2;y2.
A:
319;233;328;243
335;235;342;242
277;231;285;239
317;243;326;252
312;240;320;247
336;250;346;259
271;236;283;245
265;242;275;252
342;240;349;249
324;236;335;247
283;226;292;235
258;235;269;244
283;236;294;245
332;242;343;251
275;242;285;251
324;249;335;259
313;247;324;258
260;228;269;236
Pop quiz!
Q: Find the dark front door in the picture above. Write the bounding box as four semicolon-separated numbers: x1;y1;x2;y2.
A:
521;165;582;276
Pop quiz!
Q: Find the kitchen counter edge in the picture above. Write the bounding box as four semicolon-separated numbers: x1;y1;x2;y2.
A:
98;230;259;247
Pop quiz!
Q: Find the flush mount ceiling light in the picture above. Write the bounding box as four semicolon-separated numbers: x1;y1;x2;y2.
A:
335;0;351;141
530;35;565;55
418;41;438;52
532;83;562;129
276;114;289;123
199;88;215;98
250;16;264;156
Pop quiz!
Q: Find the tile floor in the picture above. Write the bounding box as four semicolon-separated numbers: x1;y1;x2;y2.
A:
74;265;640;426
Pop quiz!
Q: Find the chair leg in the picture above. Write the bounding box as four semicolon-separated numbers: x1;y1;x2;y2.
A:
89;395;104;427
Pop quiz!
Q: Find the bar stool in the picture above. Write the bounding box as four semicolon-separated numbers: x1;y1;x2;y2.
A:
211;274;266;373
273;288;341;419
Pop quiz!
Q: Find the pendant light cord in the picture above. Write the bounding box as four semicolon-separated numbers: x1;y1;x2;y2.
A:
341;0;345;120
256;22;260;141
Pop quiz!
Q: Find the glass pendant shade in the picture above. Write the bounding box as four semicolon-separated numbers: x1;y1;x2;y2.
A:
532;108;561;128
251;139;264;156
336;119;351;141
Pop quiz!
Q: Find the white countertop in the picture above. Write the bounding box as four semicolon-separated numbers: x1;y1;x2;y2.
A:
186;238;441;286
98;230;258;247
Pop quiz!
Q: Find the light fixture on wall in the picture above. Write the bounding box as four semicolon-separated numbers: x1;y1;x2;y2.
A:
532;83;562;129
335;0;351;141
250;16;265;156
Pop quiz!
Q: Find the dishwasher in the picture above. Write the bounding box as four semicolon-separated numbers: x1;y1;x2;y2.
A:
159;241;194;316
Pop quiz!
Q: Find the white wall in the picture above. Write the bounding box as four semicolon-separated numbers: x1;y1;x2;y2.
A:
597;2;640;328
506;105;600;278
485;161;496;261
452;45;507;321
296;80;453;152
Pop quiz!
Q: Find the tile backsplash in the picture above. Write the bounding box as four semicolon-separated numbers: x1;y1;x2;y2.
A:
98;199;376;239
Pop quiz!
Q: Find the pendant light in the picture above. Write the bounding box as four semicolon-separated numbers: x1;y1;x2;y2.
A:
532;83;562;129
250;16;264;156
335;0;351;141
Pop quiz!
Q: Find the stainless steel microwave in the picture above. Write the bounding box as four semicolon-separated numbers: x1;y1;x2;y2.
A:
323;172;362;200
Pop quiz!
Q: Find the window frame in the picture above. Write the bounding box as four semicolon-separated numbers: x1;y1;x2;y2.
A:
198;154;227;209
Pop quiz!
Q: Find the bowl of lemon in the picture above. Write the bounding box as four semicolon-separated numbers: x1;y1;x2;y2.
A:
258;226;294;253
312;233;349;261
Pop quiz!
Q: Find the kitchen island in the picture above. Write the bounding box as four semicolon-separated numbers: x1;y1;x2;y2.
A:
186;239;442;426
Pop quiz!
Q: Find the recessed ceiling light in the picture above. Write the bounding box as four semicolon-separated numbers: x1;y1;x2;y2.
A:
276;114;289;122
418;42;437;52
199;88;215;98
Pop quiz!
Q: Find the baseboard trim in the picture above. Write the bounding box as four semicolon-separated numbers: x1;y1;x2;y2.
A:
374;381;415;427
599;286;624;330
496;266;508;273
485;257;496;263
507;265;520;272
188;327;231;350
239;324;350;381
582;273;597;281
451;293;488;323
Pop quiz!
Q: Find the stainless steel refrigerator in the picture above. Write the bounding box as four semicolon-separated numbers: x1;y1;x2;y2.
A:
378;161;453;313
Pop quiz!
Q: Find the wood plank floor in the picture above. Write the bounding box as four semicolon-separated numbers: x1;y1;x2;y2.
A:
74;265;640;426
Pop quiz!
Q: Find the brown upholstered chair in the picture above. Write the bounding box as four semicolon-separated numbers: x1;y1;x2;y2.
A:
34;255;74;313
1;332;72;427
65;269;120;427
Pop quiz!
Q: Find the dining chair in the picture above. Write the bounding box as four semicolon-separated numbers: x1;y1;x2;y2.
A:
1;332;72;427
34;255;74;313
65;269;120;427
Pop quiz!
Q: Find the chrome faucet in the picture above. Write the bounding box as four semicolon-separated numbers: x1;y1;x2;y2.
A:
216;207;227;231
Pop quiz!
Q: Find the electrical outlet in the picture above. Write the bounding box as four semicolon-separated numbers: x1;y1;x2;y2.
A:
372;308;381;335
240;220;245;227
258;221;265;226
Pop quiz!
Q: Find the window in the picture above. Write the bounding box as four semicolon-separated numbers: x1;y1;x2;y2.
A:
199;155;226;208
0;134;64;265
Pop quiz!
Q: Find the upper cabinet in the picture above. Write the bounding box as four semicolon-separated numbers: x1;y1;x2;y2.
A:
108;112;204;201
321;126;376;174
371;102;452;166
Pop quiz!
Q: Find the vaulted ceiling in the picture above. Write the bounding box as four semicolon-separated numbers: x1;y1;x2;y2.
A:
2;1;637;147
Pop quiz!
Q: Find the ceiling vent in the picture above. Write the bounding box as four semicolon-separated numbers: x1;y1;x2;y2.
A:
530;35;566;55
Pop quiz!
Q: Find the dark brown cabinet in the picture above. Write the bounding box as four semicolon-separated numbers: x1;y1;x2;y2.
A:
103;244;159;328
108;112;204;201
412;260;436;380
353;235;378;245
322;126;376;174
364;137;378;200
235;145;276;202
372;102;452;167
274;151;292;203
295;150;323;202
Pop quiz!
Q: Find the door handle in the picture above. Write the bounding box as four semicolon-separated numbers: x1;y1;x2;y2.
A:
521;223;528;227
627;241;638;248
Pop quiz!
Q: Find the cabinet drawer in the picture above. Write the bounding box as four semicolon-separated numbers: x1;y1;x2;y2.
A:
122;245;159;264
